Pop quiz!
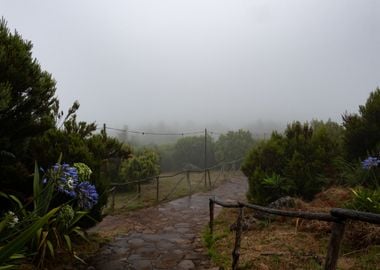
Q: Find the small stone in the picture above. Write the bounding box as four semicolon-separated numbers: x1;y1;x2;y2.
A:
128;238;145;247
178;259;195;269
184;253;201;260
258;263;270;270
130;259;152;270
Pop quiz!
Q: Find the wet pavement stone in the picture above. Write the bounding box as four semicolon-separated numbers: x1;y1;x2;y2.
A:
89;177;247;269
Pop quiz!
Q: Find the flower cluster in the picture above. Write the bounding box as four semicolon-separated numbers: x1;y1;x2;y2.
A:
76;181;99;210
74;162;92;181
45;163;98;210
362;156;380;170
57;205;75;229
54;163;79;197
5;211;19;228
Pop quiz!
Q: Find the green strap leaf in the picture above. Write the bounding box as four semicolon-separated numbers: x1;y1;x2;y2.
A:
72;227;89;242
0;265;17;270
63;234;72;252
46;240;55;258
0;207;59;264
33;162;41;211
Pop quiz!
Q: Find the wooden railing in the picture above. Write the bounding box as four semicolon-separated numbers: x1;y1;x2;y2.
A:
209;198;380;270
106;158;243;212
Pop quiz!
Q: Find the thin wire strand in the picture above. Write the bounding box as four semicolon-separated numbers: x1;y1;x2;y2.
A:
105;126;204;136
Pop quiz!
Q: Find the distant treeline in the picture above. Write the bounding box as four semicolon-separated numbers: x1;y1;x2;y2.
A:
156;129;256;172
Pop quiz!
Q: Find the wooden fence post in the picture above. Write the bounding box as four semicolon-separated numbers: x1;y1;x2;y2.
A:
137;180;141;199
209;198;215;236
324;219;346;270
111;187;116;213
186;171;192;197
207;169;212;189
156;176;160;202
232;205;244;270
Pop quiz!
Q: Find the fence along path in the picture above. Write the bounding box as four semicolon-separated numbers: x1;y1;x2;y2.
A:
107;158;243;212
208;197;380;270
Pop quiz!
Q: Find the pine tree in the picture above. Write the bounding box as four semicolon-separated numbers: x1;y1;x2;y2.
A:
0;18;58;192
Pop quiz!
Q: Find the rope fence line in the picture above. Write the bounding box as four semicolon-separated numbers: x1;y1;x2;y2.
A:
100;124;270;139
105;126;205;136
107;158;244;212
160;175;186;202
109;158;244;187
208;198;380;270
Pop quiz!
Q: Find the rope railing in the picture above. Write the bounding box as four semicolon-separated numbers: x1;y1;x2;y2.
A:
160;175;187;202
107;158;244;211
240;201;339;222
109;157;244;186
208;197;380;270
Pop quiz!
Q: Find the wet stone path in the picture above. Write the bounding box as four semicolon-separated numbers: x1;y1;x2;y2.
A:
89;177;247;270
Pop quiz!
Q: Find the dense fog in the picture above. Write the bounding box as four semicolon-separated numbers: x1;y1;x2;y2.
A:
2;0;380;136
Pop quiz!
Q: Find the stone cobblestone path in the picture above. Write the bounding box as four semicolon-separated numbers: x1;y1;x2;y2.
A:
89;176;247;270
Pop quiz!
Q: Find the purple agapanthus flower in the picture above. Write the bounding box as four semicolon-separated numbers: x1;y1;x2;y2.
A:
76;181;98;210
361;156;380;170
54;163;79;197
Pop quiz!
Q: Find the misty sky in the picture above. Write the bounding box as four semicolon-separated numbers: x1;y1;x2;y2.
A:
2;0;380;130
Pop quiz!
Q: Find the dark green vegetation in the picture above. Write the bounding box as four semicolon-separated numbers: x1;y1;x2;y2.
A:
242;88;380;216
0;19;130;225
242;120;344;204
0;19;133;267
343;88;380;161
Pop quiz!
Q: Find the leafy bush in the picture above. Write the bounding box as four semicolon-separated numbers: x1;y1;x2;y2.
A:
29;118;130;227
119;150;160;185
242;120;344;204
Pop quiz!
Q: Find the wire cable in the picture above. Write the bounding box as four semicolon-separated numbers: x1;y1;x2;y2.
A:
105;126;204;136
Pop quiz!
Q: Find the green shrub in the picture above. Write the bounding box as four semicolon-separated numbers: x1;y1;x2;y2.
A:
242;120;344;204
119;150;160;186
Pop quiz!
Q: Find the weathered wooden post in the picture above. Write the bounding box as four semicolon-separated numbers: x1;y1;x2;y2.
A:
137;180;141;199
232;204;244;270
324;219;346;270
207;169;212;189
111;187;116;213
204;128;207;187
156;176;160;202
186;171;192;197
209;198;215;236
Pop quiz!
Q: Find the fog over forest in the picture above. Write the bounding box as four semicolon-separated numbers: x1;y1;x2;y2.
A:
2;0;380;139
